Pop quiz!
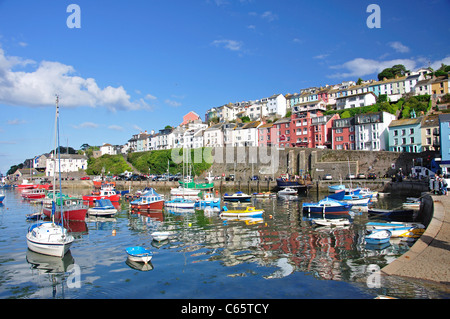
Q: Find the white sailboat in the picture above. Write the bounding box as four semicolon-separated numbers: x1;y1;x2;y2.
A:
26;96;74;258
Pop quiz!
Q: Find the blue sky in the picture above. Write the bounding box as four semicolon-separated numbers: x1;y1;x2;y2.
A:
0;0;449;174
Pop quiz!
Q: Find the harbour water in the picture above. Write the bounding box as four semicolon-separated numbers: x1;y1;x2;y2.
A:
0;187;448;299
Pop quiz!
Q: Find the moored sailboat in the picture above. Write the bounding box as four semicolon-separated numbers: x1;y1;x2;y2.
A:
26;96;74;257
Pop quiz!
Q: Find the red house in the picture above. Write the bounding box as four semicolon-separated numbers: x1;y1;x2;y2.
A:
273;117;292;147
310;113;340;148
331;117;355;150
290;112;315;148
180;111;201;126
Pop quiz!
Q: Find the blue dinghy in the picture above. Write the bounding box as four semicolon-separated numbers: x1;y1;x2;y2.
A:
125;246;153;263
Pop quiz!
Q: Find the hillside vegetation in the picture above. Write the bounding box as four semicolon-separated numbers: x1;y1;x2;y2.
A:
86;154;132;175
127;148;213;176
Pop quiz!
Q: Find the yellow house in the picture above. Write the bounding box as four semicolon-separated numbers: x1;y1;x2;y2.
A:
431;75;449;98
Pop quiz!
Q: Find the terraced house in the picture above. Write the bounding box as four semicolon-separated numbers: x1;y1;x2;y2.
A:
388;117;423;153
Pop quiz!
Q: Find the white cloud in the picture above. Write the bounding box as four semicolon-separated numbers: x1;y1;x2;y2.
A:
328;58;417;78
0;48;149;111
430;56;450;70
211;39;243;52
7;119;26;125
72;122;99;129
389;41;410;53
108;125;124;131
164;99;182;107
144;94;157;100
314;54;329;60
261;11;278;22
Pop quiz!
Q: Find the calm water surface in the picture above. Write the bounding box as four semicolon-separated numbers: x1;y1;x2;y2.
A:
0;187;448;299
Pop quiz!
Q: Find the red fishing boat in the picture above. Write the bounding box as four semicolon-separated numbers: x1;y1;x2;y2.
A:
21;188;46;200
42;196;88;221
82;188;121;202
129;188;164;210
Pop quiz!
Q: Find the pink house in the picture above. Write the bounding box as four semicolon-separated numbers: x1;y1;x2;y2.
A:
181;111;201;126
258;123;276;147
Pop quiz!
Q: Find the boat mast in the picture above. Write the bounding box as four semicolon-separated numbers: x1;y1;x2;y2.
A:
55;95;65;230
51;96;59;224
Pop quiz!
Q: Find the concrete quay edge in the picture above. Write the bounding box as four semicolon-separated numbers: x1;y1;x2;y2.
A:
381;194;450;291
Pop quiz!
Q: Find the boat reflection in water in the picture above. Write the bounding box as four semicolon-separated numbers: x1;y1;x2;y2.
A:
26;250;76;299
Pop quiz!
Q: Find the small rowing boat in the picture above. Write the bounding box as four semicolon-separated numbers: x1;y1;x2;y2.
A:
220;206;264;218
87;199;117;217
365;229;391;245
125;246;153;264
151;231;170;242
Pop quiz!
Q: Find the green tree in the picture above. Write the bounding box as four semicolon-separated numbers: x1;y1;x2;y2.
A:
377;64;408;81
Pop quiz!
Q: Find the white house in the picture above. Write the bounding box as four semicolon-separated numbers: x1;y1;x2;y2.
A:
172;122;207;149
218;104;245;122
354;111;396;151
153;128;174;150
414;79;432;96
335;92;377;110
33;154;48;171
100;143;117;156
231;121;261;147
267;94;287;117
245;102;268;121
46;154;88;176
204;123;224;147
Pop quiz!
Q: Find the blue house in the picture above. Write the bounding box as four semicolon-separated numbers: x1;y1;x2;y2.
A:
388;117;423;153
439;114;450;175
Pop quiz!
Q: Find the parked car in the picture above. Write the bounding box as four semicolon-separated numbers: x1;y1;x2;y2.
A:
345;174;356;180
323;174;333;180
80;176;90;180
225;174;235;181
367;173;377;180
357;173;366;179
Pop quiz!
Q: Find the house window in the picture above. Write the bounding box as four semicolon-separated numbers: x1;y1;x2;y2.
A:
394;130;398;136
410;137;414;144
410;128;414;134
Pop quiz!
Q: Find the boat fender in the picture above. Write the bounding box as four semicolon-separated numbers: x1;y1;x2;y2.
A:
222;206;228;211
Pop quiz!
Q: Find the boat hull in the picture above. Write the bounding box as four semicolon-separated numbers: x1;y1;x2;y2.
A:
165;202;195;209
82;194;121;202
42;206;88;221
328;185;345;193
151;231;170;241
130;200;164;211
220;211;263;218
365;230;391;245
26;223;74;257
126;247;153;263
194;199;221;208
302;204;353;215
312;218;350;227
178;181;214;190
87;207;117;217
26;236;72;257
